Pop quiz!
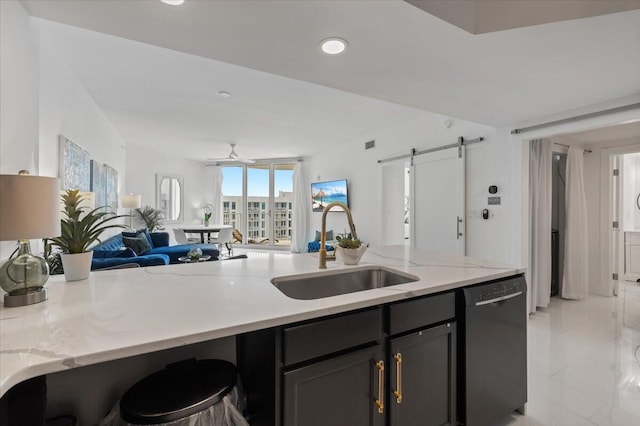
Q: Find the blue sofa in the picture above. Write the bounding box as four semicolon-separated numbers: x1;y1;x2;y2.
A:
91;231;219;270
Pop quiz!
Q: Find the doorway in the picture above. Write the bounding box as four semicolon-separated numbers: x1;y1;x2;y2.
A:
613;152;640;287
380;162;410;246
598;145;640;296
551;152;567;297
523;120;640;313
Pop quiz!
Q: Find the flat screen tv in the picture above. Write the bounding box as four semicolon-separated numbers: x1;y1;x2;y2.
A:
311;179;349;212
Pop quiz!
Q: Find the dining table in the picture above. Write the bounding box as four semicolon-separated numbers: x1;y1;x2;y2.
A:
181;224;233;244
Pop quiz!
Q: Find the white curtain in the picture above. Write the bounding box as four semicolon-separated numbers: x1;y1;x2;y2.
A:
291;162;309;253
212;166;223;224
529;139;553;313
562;147;589;299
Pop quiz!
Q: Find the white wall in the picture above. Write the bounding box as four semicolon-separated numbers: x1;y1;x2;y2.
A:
125;143;213;243
38;33;127;204
0;6;127;259
0;0;39;174
304;113;516;263
0;0;40;259
304;95;640;273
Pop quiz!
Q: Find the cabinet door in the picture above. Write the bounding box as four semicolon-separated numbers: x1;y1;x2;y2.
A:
283;345;385;426
389;323;456;426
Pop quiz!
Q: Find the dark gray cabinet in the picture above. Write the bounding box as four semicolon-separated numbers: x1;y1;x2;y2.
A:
389;323;456;426
283;345;385;426
386;292;457;426
238;291;457;426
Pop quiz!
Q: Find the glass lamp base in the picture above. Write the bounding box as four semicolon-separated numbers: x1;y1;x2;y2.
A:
4;287;47;307
0;240;50;307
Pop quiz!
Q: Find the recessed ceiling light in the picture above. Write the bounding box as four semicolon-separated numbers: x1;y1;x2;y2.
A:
161;0;185;5
320;37;348;55
217;91;232;98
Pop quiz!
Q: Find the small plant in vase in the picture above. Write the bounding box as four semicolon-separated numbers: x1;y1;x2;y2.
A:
50;190;126;281
335;233;367;265
188;248;203;262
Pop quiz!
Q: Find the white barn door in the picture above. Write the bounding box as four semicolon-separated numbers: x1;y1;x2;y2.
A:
411;146;465;256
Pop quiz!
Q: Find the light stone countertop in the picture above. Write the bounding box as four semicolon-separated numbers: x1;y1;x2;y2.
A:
0;245;524;398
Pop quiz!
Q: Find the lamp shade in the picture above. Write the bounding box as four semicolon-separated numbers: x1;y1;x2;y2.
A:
121;193;141;209
0;174;61;241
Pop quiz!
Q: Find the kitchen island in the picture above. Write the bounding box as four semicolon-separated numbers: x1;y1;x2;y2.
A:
0;246;525;424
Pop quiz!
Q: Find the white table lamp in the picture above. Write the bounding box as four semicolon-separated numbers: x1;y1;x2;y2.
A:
121;193;142;229
0;172;61;307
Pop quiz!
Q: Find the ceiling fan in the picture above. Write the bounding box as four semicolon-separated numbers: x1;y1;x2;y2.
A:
207;143;255;164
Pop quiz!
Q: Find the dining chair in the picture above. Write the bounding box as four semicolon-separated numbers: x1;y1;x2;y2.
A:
210;227;234;257
172;228;189;244
173;228;200;244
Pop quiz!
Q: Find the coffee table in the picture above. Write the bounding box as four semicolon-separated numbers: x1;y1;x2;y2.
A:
177;255;212;263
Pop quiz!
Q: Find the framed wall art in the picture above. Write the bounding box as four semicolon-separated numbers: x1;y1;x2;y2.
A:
58;135;91;191
90;160;107;210
104;164;118;213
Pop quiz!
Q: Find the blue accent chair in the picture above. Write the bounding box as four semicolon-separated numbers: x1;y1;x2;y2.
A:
307;241;335;253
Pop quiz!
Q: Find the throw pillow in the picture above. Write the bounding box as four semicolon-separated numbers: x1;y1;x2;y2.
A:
122;234;152;256
150;232;169;248
122;228;154;248
314;230;334;241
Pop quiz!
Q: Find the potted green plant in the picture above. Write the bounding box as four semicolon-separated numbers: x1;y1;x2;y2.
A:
335;232;367;265
50;190;126;281
133;206;164;232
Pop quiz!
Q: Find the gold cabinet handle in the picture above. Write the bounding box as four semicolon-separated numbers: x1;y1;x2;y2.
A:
393;353;403;403
375;360;384;414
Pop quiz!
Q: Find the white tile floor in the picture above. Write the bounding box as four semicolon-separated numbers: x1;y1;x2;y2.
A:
497;282;640;426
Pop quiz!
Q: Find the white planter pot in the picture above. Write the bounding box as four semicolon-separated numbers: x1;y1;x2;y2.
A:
61;252;94;282
335;245;367;265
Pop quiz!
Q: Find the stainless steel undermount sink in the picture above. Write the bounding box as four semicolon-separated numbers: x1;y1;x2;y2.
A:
271;266;420;300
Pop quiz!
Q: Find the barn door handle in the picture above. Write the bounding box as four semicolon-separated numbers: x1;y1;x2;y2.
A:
456;216;463;239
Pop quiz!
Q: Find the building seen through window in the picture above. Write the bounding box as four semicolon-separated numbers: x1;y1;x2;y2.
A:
221;163;295;246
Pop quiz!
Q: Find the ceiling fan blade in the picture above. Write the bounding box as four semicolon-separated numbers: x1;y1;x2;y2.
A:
235;157;256;164
206;157;235;162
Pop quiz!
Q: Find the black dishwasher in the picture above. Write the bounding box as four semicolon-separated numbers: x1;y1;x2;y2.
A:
458;275;527;426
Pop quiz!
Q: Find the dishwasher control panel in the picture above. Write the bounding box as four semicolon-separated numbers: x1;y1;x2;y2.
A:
463;275;526;306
